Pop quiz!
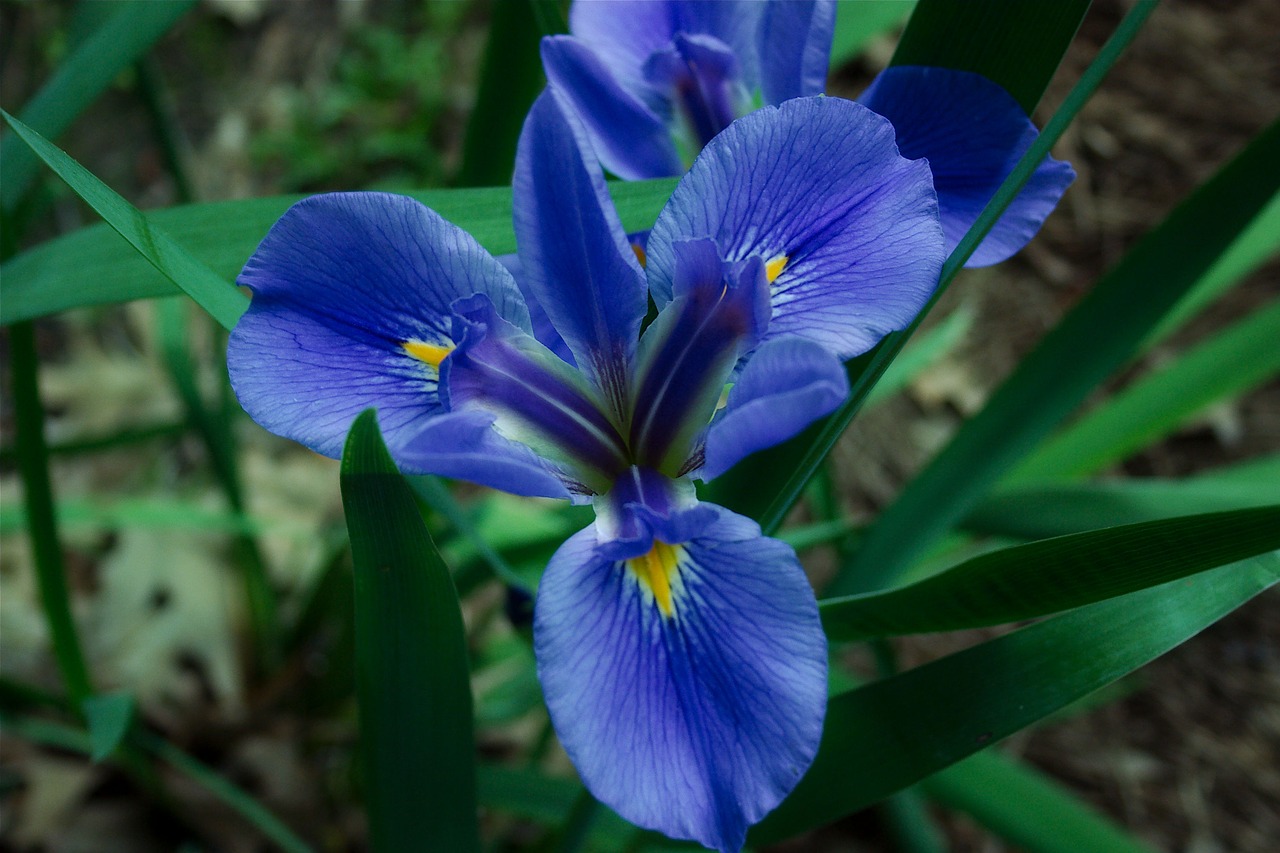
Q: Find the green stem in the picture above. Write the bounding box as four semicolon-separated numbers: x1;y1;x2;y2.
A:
138;732;315;853
9;321;93;706
0;419;189;465
1;707;313;853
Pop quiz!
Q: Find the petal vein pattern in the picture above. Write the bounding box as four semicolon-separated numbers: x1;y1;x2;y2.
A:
647;97;945;361
535;506;827;853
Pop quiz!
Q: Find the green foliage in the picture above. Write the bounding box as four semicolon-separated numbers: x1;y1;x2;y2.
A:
250;7;468;192
753;552;1280;842
0;0;197;214
2;110;248;330
340;411;480;853
922;750;1160;853
83;692;136;762
821;506;1280;642
0;178;677;326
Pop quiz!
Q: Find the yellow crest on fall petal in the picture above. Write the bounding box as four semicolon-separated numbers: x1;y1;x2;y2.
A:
628;541;682;617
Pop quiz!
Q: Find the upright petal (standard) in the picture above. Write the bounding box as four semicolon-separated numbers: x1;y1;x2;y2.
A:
647;96;945;360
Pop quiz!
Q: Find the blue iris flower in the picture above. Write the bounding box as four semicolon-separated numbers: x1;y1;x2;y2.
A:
544;0;1075;266
227;93;945;851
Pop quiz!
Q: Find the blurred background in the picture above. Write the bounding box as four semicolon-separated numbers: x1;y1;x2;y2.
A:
1;0;1277;850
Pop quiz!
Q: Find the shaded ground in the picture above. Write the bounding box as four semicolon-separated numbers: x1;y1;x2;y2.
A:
2;0;1277;851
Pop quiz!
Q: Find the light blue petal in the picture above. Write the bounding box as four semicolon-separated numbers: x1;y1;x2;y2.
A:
514;91;648;412
858;66;1076;267
228;192;528;460
542;36;684;180
759;0;837;103
647;96;945;360
700;337;848;480
396;409;572;500
535;503;827;852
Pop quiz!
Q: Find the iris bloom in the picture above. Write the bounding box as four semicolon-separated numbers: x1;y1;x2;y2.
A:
544;0;1075;266
228;93;944;851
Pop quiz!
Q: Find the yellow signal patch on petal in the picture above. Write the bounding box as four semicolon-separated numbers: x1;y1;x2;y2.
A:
402;340;455;370
628;540;682;617
632;242;648;268
765;254;789;284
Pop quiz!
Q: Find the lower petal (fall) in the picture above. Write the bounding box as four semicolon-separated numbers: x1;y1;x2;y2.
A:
534;504;827;852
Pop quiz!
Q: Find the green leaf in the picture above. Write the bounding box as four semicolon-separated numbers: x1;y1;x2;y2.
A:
890;0;1089;114
922;750;1158;853
0;178;678;326
0;497;298;538
457;0;547;186
83;692;135;763
1144;190;1280;347
477;766;643;852
820;506;1280;642
837;114;1280;594
751;552;1280;842
829;1;916;67
154;298;278;668
8;321;92;704
339;411;480;853
1005;298;1280;485
408;476;530;592
964;470;1280;540
0;711;314;853
138;732;315;853
1;111;247;331
0;0;197;214
478;764;582;826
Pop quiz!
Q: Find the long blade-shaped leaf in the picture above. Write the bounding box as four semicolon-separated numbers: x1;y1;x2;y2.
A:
922;750;1158;853
964;467;1280;540
1004;298;1280;485
838;114;1280;594
0;713;313;853
0;178;677;326
820;506;1280;642
751;552;1280;842
1144;190;1280;347
891;0;1089;114
829;1;916;67
0;0;196;213
83;692;136;763
1;111;247;330
340;411;479;853
457;0;548;186
8;321;92;703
